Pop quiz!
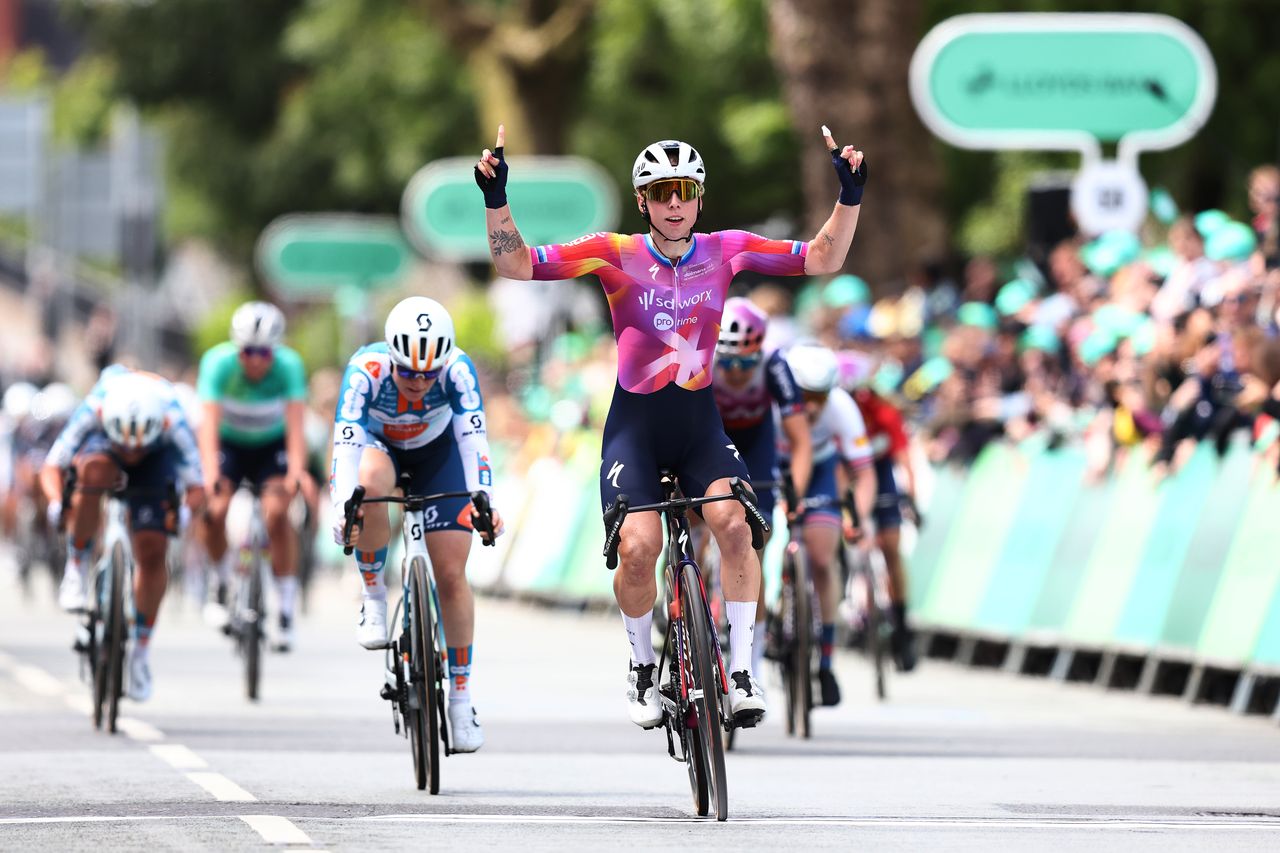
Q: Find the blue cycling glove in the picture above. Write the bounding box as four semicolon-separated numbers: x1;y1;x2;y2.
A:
473;146;509;209
832;149;867;206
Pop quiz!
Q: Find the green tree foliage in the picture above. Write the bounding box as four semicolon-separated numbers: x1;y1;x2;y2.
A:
66;0;478;260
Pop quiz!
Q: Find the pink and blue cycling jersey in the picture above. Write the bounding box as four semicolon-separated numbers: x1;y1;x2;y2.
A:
530;231;808;394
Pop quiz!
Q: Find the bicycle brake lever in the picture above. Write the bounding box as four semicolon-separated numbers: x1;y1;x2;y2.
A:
342;486;366;556
730;478;769;549
470;491;496;547
602;495;629;570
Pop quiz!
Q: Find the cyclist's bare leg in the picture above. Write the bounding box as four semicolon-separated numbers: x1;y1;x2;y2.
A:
353;448;396;549
802;521;840;624
703;477;763;678
614;512;662;617
201;479;232;564
425;530;474;647
133;530;169;631
260;475;296;577
877;526;906;605
69;454;117;545
614;512;663;670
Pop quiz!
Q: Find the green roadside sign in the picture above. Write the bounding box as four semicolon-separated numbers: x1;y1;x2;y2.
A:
909;14;1216;153
256;214;412;296
401;156;619;262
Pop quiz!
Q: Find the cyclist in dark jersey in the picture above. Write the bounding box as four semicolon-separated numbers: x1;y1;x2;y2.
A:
476;124;867;728
712;297;812;675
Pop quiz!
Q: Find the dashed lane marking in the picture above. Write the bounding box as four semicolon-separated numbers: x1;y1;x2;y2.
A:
117;716;165;742
11;663;66;697
240;815;314;845
150;744;208;770
185;772;257;803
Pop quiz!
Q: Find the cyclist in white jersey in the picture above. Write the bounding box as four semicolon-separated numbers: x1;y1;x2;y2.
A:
779;343;876;707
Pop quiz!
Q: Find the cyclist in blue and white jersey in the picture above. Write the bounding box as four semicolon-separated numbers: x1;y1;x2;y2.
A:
329;296;503;754
39;366;206;701
780;343;876;708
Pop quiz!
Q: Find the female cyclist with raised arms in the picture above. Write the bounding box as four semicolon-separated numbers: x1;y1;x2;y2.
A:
475;125;867;729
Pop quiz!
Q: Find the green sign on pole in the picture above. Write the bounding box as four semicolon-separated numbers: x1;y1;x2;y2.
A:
909;14;1216;157
401;156;619;262
256;214;412;296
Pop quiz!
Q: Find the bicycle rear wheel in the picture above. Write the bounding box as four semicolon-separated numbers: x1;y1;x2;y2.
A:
407;558;441;794
243;558;263;701
105;542;126;734
865;552;888;701
681;566;729;821
788;546;812;739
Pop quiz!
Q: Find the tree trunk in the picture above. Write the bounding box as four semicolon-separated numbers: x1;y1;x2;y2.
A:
767;0;948;290
419;0;593;155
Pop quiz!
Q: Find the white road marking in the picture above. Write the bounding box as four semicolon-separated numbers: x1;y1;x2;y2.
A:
360;813;1280;830
239;815;313;845
150;744;207;770
0;816;178;826
117;716;165;742
11;663;67;697
185;772;257;802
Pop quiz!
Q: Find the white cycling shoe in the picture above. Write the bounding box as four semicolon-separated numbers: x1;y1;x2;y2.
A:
728;670;766;724
355;599;388;650
128;650;153;702
626;661;663;729
58;562;87;613
447;703;485;753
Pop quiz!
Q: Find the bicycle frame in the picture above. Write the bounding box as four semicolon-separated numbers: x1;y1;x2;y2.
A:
233;491;270;620
93;497;136;640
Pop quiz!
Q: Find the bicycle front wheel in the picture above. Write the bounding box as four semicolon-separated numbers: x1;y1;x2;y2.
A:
788;545;813;739
408;557;441;794
864;552;888;702
681;566;729;822
105;542;127;734
243;558;263;701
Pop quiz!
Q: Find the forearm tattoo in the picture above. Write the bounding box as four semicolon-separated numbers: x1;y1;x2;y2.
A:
820;230;834;248
489;227;524;256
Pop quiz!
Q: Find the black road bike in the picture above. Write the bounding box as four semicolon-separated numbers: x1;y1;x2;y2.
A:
603;473;768;821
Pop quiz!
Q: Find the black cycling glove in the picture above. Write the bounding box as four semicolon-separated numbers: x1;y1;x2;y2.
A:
474;146;509;209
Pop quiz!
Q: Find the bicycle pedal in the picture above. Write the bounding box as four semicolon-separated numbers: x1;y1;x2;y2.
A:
732;709;765;729
379;684;396;701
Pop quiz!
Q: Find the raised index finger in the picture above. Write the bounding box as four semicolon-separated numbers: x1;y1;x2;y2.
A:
495;124;505;150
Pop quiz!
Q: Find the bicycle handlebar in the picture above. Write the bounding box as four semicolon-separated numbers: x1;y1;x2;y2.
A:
601;476;769;571
341;485;496;555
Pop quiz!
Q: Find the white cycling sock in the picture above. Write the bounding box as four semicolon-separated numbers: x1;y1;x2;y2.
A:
751;618;766;674
726;601;756;676
275;576;299;621
622;610;656;666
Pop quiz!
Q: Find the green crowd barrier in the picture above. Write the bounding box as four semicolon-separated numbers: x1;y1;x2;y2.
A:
1197;473;1280;665
973;439;1084;636
487;426;1280;680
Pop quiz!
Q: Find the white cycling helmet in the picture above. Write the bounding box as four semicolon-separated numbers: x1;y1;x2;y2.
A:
32;382;79;423
230;301;286;348
786;343;840;394
632;140;706;190
3;381;39;421
718;297;768;357
100;377;167;451
385;296;455;372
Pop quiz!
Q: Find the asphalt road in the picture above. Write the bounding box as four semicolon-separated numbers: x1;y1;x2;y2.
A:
2;550;1279;851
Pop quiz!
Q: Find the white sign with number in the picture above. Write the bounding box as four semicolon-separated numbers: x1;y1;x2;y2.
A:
1071;159;1149;235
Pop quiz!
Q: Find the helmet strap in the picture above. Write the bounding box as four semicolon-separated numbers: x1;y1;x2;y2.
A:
639;198;701;249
